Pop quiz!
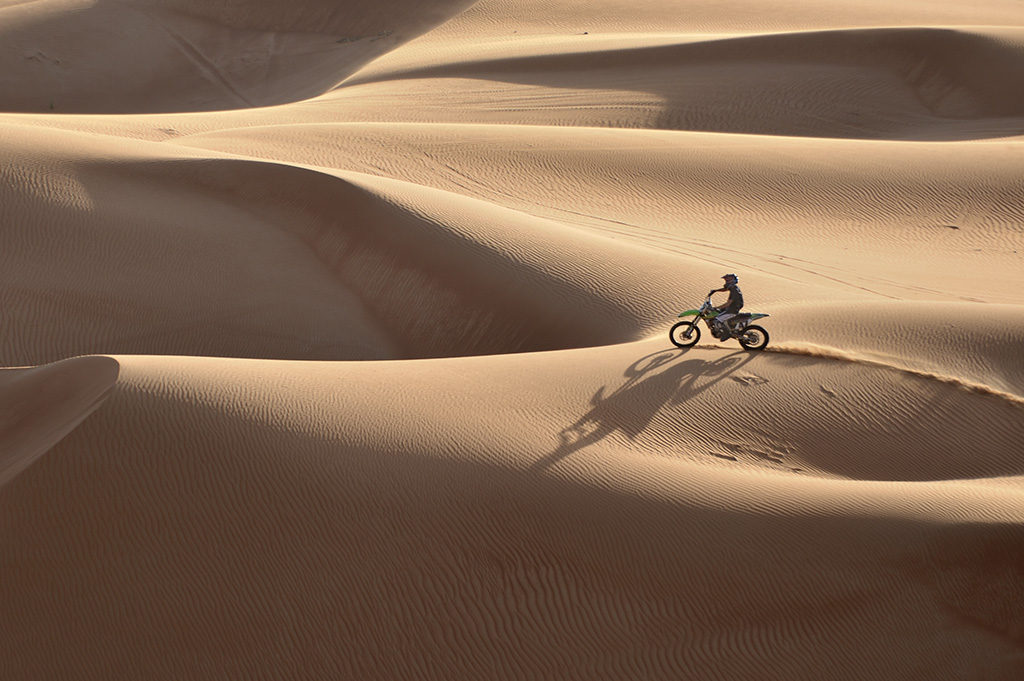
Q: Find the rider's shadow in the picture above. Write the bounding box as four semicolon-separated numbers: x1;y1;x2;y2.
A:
531;348;755;472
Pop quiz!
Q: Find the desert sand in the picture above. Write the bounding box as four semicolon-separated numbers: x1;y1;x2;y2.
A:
2;0;1023;679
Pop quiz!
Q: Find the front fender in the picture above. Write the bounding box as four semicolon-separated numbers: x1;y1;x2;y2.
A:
677;309;701;317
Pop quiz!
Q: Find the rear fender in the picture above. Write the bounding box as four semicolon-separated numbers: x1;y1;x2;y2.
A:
746;313;769;321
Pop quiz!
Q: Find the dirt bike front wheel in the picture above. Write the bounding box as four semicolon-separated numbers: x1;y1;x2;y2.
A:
670;321;700;348
738;325;769;351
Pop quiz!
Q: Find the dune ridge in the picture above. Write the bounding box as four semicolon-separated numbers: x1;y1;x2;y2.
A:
2;0;1023;679
767;342;1024;405
345;26;1024;139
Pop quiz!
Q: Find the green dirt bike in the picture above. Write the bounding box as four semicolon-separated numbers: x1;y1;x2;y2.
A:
669;294;770;351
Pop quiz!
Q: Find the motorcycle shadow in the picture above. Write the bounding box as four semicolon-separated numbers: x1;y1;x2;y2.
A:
531;348;755;472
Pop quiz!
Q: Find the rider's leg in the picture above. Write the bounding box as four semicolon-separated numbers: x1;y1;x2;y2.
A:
713;312;734;341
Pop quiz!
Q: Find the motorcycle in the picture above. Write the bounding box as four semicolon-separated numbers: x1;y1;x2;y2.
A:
669;294;770;351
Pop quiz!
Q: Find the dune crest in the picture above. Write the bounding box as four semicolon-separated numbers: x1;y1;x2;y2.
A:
767;342;1024;405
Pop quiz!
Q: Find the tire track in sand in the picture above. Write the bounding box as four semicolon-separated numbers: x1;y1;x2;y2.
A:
766;342;1024;406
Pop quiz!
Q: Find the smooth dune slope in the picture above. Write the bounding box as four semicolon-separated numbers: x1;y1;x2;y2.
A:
1;0;1023;679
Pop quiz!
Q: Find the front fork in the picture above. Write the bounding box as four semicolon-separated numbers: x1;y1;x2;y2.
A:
686;316;705;338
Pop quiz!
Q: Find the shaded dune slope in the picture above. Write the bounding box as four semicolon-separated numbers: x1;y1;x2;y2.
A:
0;0;477;113
0;355;119;487
345;27;1024;139
0;128;397;362
3;350;1024;680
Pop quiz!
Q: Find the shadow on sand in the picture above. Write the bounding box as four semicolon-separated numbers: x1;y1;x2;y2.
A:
531;347;755;472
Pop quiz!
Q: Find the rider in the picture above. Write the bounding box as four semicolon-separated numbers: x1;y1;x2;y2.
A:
709;273;743;339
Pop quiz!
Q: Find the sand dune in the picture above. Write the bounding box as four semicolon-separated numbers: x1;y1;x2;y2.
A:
346;27;1024;138
2;0;1023;679
5;349;1024;679
0;0;476;112
429;0;1024;35
0;354;118;486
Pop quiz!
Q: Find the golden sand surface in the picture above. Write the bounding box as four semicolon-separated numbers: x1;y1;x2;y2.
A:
2;1;1023;678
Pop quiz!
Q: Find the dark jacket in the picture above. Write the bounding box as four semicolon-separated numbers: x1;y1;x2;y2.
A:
723;283;743;313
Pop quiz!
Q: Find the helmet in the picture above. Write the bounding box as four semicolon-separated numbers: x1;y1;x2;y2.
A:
722;273;738;283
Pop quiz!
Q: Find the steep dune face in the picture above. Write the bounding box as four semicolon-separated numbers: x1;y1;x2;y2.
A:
0;0;476;113
0;355;118;487
0;127;398;363
2;0;1024;679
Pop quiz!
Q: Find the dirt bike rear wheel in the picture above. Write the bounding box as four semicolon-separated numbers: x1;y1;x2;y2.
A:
738;325;769;351
670;321;700;348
